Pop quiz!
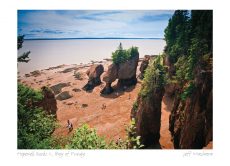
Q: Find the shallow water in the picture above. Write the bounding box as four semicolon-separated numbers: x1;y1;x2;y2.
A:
18;39;166;74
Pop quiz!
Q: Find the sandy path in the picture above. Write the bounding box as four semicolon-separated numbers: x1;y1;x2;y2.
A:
160;95;174;149
160;95;213;149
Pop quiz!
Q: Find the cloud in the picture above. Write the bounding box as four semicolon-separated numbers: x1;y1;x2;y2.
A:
140;13;173;22
75;11;123;21
18;10;174;39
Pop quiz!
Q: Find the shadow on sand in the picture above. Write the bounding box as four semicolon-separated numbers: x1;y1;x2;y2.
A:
100;84;136;99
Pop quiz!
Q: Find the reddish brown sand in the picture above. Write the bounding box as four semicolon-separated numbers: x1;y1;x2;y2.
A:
19;61;212;149
19;61;141;142
203;141;213;149
160;96;174;149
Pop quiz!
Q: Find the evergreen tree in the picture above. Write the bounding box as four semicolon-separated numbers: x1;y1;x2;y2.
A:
190;10;213;56
164;10;212;99
164;10;212;61
17;35;30;63
112;43;139;64
164;10;190;63
118;42;123;51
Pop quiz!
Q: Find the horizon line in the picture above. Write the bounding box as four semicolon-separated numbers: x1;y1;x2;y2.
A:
25;37;164;40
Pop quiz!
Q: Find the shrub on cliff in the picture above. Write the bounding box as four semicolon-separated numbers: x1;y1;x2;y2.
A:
112;43;138;64
126;118;144;149
132;100;138;112
140;55;166;98
18;83;56;149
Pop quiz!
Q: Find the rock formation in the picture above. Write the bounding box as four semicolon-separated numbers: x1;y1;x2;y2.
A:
163;55;175;79
56;91;73;101
101;53;139;94
101;63;118;94
131;10;212;149
83;64;104;91
131;87;164;148
164;82;179;97
50;82;70;95
169;54;213;149
139;55;150;79
39;86;57;118
30;70;42;77
117;53;139;87
131;57;165;148
131;53;213;149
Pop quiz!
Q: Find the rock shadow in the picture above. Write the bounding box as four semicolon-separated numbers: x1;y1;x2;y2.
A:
145;142;162;149
100;84;136;99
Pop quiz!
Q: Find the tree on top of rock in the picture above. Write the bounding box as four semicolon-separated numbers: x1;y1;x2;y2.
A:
112;43;139;64
118;42;123;51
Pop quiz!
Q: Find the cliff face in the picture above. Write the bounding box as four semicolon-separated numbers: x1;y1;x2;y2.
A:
139;55;150;79
131;53;212;149
38;86;58;118
132;87;164;147
131;57;165;148
169;54;213;149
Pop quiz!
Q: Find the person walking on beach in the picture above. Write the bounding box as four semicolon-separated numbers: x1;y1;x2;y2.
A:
66;120;73;132
101;103;106;110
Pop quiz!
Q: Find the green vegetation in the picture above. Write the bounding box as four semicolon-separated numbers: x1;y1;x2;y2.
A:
18;82;143;149
112;42;138;64
174;56;192;84
140;55;166;98
17;35;55;149
66;124;108;149
17;35;30;63
18;83;56;149
180;82;195;101
73;71;83;80
132;100;138;112
66;122;143;149
164;10;190;63
126;118;144;149
164;10;212;100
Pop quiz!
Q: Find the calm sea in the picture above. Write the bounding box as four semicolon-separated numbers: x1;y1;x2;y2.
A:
18;39;166;75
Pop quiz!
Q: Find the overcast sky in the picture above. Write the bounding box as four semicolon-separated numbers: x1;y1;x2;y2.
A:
18;10;174;39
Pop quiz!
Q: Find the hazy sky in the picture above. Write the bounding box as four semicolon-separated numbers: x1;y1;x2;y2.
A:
18;10;174;39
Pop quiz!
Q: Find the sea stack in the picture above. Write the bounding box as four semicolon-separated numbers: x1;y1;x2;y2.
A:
83;64;104;91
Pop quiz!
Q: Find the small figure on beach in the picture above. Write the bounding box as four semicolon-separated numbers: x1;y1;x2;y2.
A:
128;94;131;100
101;103;106;110
66;119;73;132
116;137;122;146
